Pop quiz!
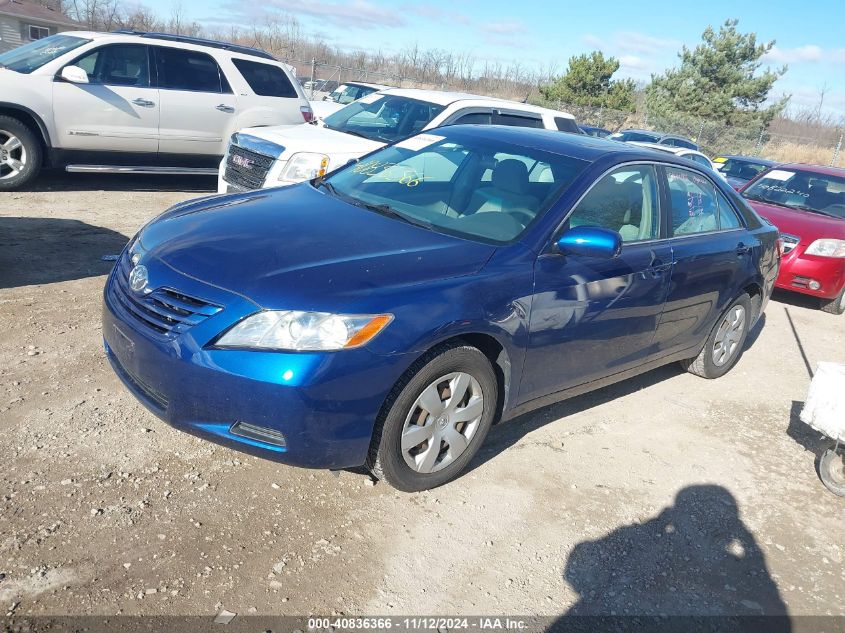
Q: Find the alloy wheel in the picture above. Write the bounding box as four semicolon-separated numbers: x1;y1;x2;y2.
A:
401;371;484;473
0;130;26;180
712;305;746;367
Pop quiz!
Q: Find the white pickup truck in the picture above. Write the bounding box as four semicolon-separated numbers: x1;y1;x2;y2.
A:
0;30;312;190
218;88;581;193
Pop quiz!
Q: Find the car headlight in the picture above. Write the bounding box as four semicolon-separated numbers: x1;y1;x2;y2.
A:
804;239;845;258
278;153;329;183
215;311;393;351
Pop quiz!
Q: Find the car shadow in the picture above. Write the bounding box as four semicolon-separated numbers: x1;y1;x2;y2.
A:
786;400;830;455
470;313;768;475
549;485;790;629
0;217;129;289
29;172;217;193
770;289;819;312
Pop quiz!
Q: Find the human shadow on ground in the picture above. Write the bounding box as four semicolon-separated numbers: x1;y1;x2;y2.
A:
0;216;128;288
549;485;790;633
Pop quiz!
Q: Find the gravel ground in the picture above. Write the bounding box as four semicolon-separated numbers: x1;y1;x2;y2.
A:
1;173;844;619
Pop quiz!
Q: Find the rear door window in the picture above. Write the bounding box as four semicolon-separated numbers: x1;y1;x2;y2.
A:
666;166;738;234
232;58;298;98
554;117;580;133
450;111;493;125
154;47;230;93
494;112;544;128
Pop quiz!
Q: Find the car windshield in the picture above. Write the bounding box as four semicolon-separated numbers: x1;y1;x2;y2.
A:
322;94;446;143
743;169;845;219
715;158;771;181
0;34;90;73
609;130;660;143
320;128;589;244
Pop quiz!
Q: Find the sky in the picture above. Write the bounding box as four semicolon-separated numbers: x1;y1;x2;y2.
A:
138;0;845;117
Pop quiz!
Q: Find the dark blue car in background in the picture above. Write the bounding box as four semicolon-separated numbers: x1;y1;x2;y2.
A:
103;126;780;491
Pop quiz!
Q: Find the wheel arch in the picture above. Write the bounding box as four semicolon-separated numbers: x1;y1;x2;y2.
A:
0;103;52;163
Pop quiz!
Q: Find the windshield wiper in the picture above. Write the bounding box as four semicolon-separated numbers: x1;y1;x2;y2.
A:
787;205;840;218
353;200;434;230
315;179;338;196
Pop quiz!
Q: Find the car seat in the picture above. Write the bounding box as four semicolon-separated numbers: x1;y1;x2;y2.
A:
467;159;538;222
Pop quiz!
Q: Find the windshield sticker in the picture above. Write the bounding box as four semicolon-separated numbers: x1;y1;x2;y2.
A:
762;169;795;182
394;134;445;152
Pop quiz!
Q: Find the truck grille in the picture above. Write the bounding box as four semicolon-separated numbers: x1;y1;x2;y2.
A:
110;256;222;336
223;145;276;190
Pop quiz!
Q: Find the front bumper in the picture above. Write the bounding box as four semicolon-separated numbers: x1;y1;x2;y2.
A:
102;255;411;469
775;248;845;300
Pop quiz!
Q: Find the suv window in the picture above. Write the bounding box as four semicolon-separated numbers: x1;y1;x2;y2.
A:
554;117;580;133
686;153;711;168
568;165;660;242
154;47;229;93
0;34;90;74
666;166;737;235
72;44;150;87
672;138;698;150
494;112;543;128
231;58;297;98
451;111;492;125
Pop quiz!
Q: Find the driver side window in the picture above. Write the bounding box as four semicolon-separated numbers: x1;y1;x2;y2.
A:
70;44;150;87
568;165;660;243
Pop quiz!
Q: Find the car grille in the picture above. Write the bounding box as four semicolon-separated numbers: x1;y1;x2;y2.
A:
780;233;800;254
110;256;222;336
223;145;276;190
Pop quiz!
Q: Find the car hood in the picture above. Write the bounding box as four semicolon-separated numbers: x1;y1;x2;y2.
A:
138;185;496;309
745;200;845;241
240;122;384;155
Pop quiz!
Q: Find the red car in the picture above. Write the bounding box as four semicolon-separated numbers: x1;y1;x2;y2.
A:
741;164;845;314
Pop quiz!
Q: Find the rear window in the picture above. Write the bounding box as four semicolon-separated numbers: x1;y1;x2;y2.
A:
231;58;298;98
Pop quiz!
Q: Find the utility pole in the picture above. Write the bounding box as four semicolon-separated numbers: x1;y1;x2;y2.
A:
832;133;843;167
754;127;765;156
309;58;317;99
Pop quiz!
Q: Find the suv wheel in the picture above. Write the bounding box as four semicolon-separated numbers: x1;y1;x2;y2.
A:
820;287;845;315
0;116;42;191
370;344;498;492
681;293;751;379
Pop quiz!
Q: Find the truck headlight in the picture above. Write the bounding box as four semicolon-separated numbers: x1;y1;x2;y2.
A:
278;153;329;183
215;311;393;351
804;239;845;258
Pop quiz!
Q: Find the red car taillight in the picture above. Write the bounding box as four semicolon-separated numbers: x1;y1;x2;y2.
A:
300;106;313;123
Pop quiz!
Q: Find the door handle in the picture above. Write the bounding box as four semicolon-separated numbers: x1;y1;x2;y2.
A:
736;243;751;255
131;98;155;107
216;104;235;113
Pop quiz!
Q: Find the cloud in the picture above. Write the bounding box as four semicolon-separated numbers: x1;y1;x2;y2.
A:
211;0;406;30
612;31;681;55
479;19;527;35
618;54;646;70
764;45;824;64
404;5;470;25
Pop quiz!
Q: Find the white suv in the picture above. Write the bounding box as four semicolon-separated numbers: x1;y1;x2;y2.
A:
219;89;580;193
0;30;312;190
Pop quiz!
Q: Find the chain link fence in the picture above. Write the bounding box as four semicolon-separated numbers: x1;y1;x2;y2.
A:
285;59;844;168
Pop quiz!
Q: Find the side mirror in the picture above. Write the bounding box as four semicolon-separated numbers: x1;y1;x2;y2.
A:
555;226;622;259
322;96;328;101
59;65;89;84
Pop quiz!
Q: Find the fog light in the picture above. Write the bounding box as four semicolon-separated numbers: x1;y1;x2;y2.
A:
809;280;821;290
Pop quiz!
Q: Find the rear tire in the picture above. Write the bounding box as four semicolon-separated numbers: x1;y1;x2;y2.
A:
681;293;751;379
369;344;498;492
818;447;845;497
820;287;845;315
0;116;42;191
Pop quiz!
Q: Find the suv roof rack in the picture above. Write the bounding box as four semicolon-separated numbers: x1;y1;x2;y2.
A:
113;30;277;61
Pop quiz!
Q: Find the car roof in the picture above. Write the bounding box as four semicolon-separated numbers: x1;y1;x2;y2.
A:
378;88;576;119
772;163;845;178
715;154;777;165
628;142;707;158
64;30;279;61
441;125;712;167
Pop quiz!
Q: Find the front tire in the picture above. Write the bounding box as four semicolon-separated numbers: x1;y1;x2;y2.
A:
0;116;42;191
818;447;845;497
820;286;845;315
370;344;498;492
681;293;752;379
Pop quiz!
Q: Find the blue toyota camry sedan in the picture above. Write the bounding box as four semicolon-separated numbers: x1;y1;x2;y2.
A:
103;126;780;491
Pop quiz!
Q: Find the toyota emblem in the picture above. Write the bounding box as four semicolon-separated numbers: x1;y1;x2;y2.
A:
129;264;149;294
